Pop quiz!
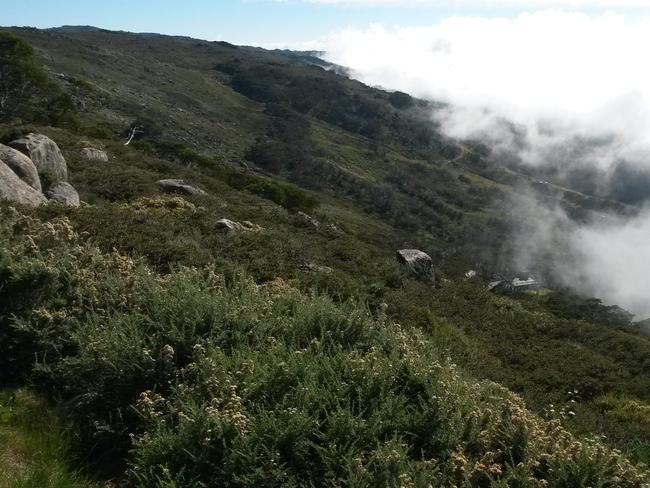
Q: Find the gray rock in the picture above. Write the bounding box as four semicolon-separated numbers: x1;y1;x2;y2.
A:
80;147;109;162
10;133;68;182
0;159;47;207
297;211;320;228
45;181;80;207
0;144;42;192
240;220;261;232
396;249;435;284
216;218;243;234
157;179;206;196
215;218;262;235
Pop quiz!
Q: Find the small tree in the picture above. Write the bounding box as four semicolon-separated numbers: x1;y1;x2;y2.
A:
0;31;46;119
0;30;74;125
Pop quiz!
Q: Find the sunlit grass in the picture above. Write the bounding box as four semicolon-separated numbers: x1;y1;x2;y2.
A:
0;390;94;488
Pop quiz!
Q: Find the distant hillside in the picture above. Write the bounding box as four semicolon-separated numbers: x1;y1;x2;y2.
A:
271;49;351;76
46;25;108;33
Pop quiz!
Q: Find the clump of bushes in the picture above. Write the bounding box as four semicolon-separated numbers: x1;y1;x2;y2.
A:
1;207;648;486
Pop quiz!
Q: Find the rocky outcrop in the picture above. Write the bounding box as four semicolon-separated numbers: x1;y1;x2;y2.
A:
215;218;262;235
396;249;435;284
45;181;80;207
1;134;80;208
0;144;42;192
157;179;206;196
10;133;68;183
80;147;109;162
0;159;47;207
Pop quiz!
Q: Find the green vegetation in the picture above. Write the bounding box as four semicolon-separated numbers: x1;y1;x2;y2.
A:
0;390;94;488
1;27;649;486
1;210;648;486
0;30;75;127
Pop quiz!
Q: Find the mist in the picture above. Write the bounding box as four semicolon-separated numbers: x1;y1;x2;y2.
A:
508;192;650;320
315;10;650;319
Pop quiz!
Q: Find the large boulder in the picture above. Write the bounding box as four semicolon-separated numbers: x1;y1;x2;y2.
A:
396;249;435;284
0;144;42;192
10;133;68;183
157;179;206;196
80;147;109;162
45;181;80;207
0;159;47;207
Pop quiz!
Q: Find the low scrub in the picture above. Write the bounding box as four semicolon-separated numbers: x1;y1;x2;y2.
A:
1;207;648;486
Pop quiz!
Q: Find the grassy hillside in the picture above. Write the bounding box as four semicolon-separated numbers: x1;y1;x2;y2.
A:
1;27;649;485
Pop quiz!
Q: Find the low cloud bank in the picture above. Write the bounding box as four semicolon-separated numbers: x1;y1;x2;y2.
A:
321;11;650;170
317;11;650;318
569;209;650;319
509;194;650;320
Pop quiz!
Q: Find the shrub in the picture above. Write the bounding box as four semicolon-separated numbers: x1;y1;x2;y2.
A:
1;208;648;486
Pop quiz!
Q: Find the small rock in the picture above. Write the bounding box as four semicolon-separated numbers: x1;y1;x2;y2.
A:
396;249;435;284
0;144;42;191
215;218;262;235
297;211;320;228
215;218;243;234
10;133;68;182
0;159;47;207
80;147;109;162
157;179;206;196
240;220;256;229
45;181;80;207
465;270;477;279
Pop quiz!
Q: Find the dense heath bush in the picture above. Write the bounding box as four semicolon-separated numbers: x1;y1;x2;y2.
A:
1;207;648;486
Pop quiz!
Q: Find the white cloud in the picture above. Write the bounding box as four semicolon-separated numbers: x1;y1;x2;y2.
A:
318;11;650;168
313;10;650;318
320;12;650;117
569;209;650;319
508;193;650;319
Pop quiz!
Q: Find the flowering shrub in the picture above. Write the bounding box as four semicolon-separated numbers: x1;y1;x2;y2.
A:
1;208;648;486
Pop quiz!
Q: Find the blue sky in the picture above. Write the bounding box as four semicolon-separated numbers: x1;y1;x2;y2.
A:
3;0;646;47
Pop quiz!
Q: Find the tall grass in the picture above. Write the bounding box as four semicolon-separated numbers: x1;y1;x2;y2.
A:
0;390;93;488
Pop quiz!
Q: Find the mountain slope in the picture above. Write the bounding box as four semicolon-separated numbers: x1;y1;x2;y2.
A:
1;26;649;484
